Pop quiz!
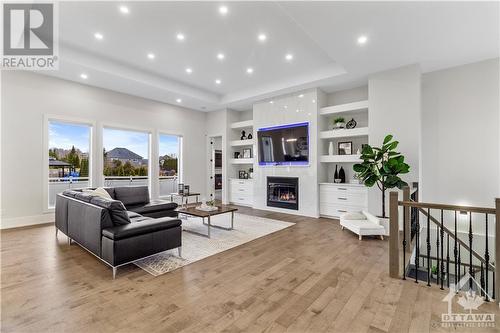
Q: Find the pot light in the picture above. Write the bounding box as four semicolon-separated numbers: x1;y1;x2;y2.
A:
185;67;192;74
147;53;155;60
176;33;185;41
246;67;254;74
119;6;129;14
215;79;221;85
176;98;182;103
284;105;288;109
94;32;103;40
298;94;304;98
257;33;267;42
357;35;368;45
217;53;225;60
269;101;274;104
219;6;228;15
285;54;294;61
80;73;88;79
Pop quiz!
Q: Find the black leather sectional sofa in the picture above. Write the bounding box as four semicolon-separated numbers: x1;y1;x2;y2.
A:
55;186;182;278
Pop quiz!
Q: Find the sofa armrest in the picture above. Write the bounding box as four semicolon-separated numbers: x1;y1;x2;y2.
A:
362;211;380;225
102;217;181;240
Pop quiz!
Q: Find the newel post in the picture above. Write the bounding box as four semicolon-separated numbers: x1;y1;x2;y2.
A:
495;198;499;304
389;191;400;278
403;186;411;252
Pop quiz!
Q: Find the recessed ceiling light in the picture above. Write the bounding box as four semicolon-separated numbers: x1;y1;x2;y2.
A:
312;99;316;103
296;109;300;113
185;67;192;74
147;53;155;60
269;101;274;104
246;67;254;74
357;35;368;45
80;73;88;79
215;79;221;85
284;105;288;109
219;6;228;15
94;32;103;40
285;54;294;61
258;33;267;42
176;33;185;41
217;53;225;60
298;94;304;98
176;98;182;103
119;6;129;14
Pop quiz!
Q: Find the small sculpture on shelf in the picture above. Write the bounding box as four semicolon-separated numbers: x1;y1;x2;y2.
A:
240;130;247;140
334;165;341;183
333;117;345;130
346;118;357;129
247;133;253;140
234;152;240;159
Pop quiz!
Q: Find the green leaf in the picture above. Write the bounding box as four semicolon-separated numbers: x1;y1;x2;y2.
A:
383;134;393;144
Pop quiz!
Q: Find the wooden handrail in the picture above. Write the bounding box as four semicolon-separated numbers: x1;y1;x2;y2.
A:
417;207;495;272
398;200;495;215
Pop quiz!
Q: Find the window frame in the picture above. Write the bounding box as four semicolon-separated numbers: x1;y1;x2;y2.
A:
43;114;95;212
158;131;183;199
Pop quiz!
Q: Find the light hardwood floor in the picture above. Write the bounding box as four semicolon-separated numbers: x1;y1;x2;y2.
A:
1;206;499;332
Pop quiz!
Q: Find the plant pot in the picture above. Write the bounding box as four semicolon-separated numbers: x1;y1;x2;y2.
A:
334;122;345;129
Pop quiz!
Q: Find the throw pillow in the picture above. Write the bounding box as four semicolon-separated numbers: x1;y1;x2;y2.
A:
83;187;112;200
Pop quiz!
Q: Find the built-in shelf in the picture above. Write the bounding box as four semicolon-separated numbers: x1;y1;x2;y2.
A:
320;127;369;139
230;139;255;147
230;120;253;129
320;100;369;116
320;154;362;163
230;158;254;165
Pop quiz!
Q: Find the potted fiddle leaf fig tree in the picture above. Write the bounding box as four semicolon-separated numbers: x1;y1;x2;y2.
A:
353;134;410;218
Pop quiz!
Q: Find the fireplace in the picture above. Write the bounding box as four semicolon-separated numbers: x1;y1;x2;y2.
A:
267;177;299;210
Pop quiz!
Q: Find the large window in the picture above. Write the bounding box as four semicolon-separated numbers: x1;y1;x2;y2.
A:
159;134;181;197
48;120;91;208
103;127;150;187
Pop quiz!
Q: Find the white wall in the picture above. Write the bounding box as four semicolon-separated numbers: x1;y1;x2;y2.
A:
368;65;421;216
421;58;499;234
1;71;207;228
253;89;319;217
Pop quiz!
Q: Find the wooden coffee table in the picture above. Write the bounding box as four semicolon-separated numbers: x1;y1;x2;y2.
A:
177;205;237;238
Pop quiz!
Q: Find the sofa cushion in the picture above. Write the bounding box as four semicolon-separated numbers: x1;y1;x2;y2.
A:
114;186;150;207
75;192;96;203
90;196;131;225
128;200;178;214
127;211;142;219
102;217;182;240
83;187;112;200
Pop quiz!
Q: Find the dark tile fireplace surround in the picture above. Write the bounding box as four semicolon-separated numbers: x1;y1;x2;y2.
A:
267;177;299;210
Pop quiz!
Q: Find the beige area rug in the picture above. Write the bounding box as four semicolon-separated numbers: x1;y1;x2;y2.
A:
134;213;294;276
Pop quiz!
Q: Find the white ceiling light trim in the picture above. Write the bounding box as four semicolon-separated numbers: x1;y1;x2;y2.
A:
119;6;129;14
215;79;221;85
176;98;182;103
94;32;103;40
257;33;267;42
147;53;155;59
219;6;228;15
185;67;193;74
246;67;254;74
285;53;294;61
357;35;368;45
217;53;225;60
80;73;88;79
176;33;185;41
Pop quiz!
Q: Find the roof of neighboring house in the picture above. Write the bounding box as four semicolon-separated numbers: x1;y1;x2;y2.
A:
107;147;143;160
49;159;73;167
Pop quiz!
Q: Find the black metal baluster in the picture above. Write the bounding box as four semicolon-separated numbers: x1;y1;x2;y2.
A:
436;215;440;287
427;208;431;286
480;262;484;296
458;244;461;290
415;208;420;284
454;212;458;287
485;214;490;301
493;272;496;299
440;210;444;290
402;204;406;280
446;233;450;289
469;213;473;290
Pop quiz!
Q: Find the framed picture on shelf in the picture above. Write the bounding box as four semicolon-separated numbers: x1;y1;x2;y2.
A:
242;148;251;158
338;141;352;155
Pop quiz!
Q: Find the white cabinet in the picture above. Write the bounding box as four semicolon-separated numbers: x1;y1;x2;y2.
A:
229;179;253;207
319;183;368;218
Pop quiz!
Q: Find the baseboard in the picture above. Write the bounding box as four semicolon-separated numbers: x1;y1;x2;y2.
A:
1;213;55;230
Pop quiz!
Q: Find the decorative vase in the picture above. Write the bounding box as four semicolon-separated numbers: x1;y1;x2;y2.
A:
334;165;339;181
328;141;334;155
240;130;246;140
339;167;346;183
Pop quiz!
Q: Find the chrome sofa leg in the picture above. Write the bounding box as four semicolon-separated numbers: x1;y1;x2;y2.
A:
55;228;58;237
68;237;72;245
177;246;182;258
112;267;117;279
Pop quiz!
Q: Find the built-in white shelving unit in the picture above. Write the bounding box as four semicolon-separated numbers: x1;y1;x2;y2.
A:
320;154;362;163
228;116;255;207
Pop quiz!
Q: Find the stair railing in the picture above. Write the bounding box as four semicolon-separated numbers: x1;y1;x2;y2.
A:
388;188;499;304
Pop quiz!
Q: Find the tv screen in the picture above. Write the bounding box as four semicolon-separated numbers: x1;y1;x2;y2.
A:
257;122;309;166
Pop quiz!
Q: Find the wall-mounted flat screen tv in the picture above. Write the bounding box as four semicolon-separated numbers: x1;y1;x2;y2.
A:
257;122;309;166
